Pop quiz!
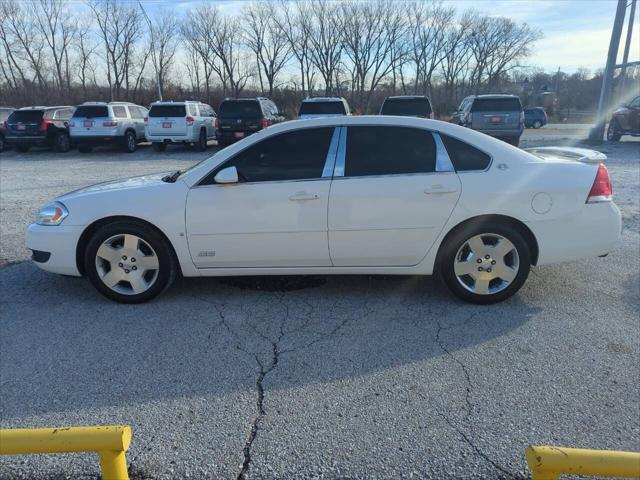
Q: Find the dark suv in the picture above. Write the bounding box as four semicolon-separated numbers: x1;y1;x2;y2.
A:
380;96;433;118
607;95;640;141
0;107;14;152
524;107;547;128
5;106;75;152
216;97;285;146
453;94;524;146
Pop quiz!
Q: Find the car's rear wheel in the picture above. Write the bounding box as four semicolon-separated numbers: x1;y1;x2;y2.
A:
607;120;622;142
440;223;531;304
16;144;30;153
84;221;177;303
193;129;207;151
53;132;71;152
123;131;136;153
152;142;167;152
533;120;542;129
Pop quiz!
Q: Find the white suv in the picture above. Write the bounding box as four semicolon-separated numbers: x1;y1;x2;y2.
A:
69;102;148;153
145;101;217;151
298;97;351;119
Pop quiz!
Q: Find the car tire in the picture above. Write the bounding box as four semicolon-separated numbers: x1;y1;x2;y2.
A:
193;129;207;152
439;222;531;304
78;145;93;153
53;132;71;153
607;120;622;142
533;120;542;129
123;131;136;153
84;221;178;304
16;145;30;153
0;135;5;152
152;142;167;152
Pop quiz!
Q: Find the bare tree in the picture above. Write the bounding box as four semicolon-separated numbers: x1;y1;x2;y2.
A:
210;13;253;97
75;23;98;97
144;10;179;99
440;11;474;107
305;0;343;95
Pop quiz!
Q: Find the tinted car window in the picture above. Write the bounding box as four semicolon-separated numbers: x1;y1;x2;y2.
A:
440;134;491;171
629;96;640;108
112;106;127;118
299;101;346;115
471;98;522;112
345;126;436;177
9;110;44;123
211;127;334;183
74;106;108;118
219;101;262;118
380;98;432;117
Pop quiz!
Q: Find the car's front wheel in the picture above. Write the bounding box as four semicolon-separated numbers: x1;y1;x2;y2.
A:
84;221;178;303
440;223;531;304
607;120;622;142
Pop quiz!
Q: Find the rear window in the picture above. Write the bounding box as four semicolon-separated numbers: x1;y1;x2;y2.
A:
471;98;522;112
74;106;109;118
218;101;262;118
441;134;491;171
299;101;346;115
149;105;186;117
9;110;44;123
380;98;432;117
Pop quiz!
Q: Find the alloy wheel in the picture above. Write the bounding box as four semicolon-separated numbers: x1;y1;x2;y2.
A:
95;233;159;295
453;233;520;295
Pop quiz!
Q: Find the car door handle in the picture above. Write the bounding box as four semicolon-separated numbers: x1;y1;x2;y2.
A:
289;192;320;201
424;185;458;194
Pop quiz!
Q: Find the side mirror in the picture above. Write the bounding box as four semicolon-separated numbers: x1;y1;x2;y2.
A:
214;166;239;184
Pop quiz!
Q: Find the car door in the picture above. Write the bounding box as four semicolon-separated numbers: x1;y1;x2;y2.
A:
186;126;339;268
628;96;640;132
328;125;461;267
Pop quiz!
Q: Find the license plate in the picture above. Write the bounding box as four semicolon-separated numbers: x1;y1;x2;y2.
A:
490;116;503;123
162;122;172;128
83;120;93;127
17;124;26;130
234;132;245;138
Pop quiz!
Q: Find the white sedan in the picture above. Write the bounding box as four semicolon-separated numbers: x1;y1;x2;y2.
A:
26;116;621;304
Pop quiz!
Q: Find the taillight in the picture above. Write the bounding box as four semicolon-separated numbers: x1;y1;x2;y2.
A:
186;116;194;125
102;121;118;127
215;118;220;129
586;163;613;203
144;117;148;124
39;120;53;132
261;117;269;128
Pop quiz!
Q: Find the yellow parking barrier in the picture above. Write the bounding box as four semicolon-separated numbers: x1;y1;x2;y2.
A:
526;445;640;480
0;425;131;480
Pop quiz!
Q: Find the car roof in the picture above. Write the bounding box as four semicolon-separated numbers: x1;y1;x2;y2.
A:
150;100;202;105
385;95;430;100
17;106;72;110
302;97;346;102
79;101;137;106
470;94;520;99
222;97;264;102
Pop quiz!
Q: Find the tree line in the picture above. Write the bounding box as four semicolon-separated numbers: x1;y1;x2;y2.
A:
1;0;621;117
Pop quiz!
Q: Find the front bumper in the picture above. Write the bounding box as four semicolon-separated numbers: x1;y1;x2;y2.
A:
26;223;84;276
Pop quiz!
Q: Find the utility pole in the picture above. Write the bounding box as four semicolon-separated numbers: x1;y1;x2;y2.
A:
138;0;162;101
619;0;637;92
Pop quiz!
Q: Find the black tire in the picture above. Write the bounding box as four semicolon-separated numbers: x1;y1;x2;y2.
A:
533;120;542;129
193;129;207;152
16;144;30;153
78;145;93;153
508;136;520;147
123;130;136;153
53;131;71;152
439;222;531;304
152;142;167;152
607;120;622;142
84;221;178;304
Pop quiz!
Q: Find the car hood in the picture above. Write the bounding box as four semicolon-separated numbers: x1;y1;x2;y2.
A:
57;172;172;200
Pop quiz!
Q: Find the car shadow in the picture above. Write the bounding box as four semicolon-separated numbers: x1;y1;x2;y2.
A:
0;263;540;419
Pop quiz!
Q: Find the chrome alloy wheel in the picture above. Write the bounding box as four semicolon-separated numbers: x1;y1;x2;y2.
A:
95;234;159;295
453;233;520;295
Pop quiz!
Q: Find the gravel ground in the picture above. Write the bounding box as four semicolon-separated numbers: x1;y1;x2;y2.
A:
0;129;638;479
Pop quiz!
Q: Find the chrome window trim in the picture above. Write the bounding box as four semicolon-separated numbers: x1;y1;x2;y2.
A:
321;127;341;178
333;126;347;177
194;177;332;188
433;132;455;172
436;131;494;173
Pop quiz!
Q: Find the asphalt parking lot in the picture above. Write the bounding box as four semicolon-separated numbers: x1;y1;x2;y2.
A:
1;127;639;479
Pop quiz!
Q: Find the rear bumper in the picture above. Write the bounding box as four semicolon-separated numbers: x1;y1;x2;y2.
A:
475;129;523;139
26;223;83;276
146;134;199;143
71;135;123;145
6;135;49;146
216;130;259;142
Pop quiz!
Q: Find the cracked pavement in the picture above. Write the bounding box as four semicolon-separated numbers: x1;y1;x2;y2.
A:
1;135;639;479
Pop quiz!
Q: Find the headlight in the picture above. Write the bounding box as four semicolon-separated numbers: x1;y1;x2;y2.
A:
36;201;69;226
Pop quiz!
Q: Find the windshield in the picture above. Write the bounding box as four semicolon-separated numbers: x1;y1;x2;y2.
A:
299;101;346;115
149;105;186;117
219;101;261;118
471;98;522;112
74;106;108;118
9;110;44;123
381;98;432;117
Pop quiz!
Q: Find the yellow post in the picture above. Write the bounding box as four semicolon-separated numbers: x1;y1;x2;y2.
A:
0;425;131;480
526;445;640;480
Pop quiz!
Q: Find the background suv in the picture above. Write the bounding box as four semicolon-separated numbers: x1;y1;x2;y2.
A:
146;101;216;152
0;107;15;152
298;97;350;118
524;107;547;128
607;95;640;141
379;95;433;118
216;97;285;146
69;102;148;153
453;94;524;146
4;106;74;153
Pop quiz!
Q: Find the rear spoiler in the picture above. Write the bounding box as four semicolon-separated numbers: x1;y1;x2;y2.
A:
524;146;606;164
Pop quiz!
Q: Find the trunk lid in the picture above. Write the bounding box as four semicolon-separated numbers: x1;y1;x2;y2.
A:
524;146;607;164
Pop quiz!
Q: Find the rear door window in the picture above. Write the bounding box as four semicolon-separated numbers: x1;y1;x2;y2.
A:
381;98;432;117
112;106;128;118
149;105;186;117
218;101;262;118
10;111;44;123
471;98;522;112
440;134;491;171
129;106;146;119
299;101;346;115
344;126;436;177
74;106;108;118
